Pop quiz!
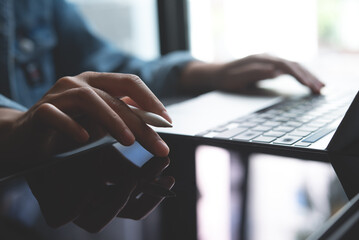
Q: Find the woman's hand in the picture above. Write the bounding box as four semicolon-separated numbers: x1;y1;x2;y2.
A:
0;72;171;167
181;53;325;94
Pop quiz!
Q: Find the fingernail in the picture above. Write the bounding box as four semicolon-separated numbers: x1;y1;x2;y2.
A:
155;140;169;156
120;129;135;146
78;129;89;142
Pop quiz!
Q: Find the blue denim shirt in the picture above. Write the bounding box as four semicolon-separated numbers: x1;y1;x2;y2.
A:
0;0;194;111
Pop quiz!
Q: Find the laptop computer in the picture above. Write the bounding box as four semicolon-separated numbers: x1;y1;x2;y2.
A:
155;76;359;162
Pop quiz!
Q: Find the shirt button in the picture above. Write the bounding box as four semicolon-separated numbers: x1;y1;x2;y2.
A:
19;38;35;53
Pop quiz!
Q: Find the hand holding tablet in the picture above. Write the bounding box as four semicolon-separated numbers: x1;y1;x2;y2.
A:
24;102;175;232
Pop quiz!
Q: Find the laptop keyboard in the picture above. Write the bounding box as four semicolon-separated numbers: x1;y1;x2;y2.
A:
197;94;352;147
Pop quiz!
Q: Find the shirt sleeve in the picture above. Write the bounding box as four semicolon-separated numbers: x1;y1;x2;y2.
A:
113;51;195;98
0;94;27;111
52;0;195;98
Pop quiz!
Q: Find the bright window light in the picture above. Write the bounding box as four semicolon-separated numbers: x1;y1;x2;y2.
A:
188;0;317;62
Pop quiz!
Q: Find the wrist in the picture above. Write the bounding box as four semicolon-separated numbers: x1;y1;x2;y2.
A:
0;108;25;153
180;61;222;93
0;108;24;134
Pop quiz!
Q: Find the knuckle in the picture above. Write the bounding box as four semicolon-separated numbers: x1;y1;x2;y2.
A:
74;86;96;99
79;71;96;77
32;103;55;122
124;74;143;86
77;71;97;83
57;76;75;85
106;97;126;114
57;76;85;89
35;103;53;116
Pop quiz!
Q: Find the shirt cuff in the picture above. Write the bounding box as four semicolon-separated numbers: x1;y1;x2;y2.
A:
0;95;28;111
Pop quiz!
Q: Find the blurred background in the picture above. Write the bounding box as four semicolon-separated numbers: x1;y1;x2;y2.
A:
57;0;359;239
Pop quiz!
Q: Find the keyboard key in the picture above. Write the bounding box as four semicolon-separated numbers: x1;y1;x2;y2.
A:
297;126;319;132
262;121;281;127
306;121;327;128
287;109;306;115
214;127;248;139
266;109;284;115
237;122;258;128
259;113;277;119
251;126;272;132
233;131;260;141
273;136;302;145
212;126;228;132
313;118;334;125
273;117;291;122
251;117;267;123
288;130;312;137
295;142;311;147
263;131;286;137
296;116;315;123
223;122;241;129
252;136;277;143
302;127;335;143
273;126;296;132
285;121;303;128
281;112;298;118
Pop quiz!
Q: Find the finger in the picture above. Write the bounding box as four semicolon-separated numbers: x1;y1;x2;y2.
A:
93;89;169;157
80;72;172;123
121;96;141;108
33;103;89;143
50;87;136;146
296;67;325;94
47;76;85;94
74;182;136;233
274;61;325;93
238;54;325;93
117;176;175;220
